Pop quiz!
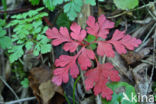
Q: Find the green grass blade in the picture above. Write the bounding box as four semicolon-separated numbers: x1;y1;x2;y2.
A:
2;0;7;19
73;75;81;104
64;91;71;104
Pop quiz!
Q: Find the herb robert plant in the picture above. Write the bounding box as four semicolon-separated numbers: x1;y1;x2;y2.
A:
46;15;142;100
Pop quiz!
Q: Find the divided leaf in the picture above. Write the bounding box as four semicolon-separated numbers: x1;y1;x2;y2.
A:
8;45;24;63
0;27;12;49
85;63;120;100
7;8;51;63
43;0;55;11
86;15;114;39
95;28;141;57
46;23;86;52
64;0;83;21
46;15;142;101
78;48;95;70
52;55;79;86
52;48;95;86
85;0;96;6
97;41;115;57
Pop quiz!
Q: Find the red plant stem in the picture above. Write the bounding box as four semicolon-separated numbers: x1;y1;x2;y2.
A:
94;56;99;65
0;8;31;14
43;17;53;27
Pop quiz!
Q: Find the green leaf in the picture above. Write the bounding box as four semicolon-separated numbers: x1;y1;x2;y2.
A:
113;0;139;10
84;0;105;6
0;19;6;26
41;26;48;34
29;0;40;5
85;0;96;6
63;0;83;21
102;82;138;104
86;34;96;42
32;20;42;28
2;0;7;19
11;7;45;19
85;35;97;50
8;45;24;63
0;27;6;37
43;0;55;11
56;13;71;29
89;43;97;50
33;44;40;56
0;27;12;49
21;78;29;88
7;8;50;61
53;0;64;5
98;0;105;2
0;36;12;49
43;0;68;11
40;44;51;54
25;41;33;50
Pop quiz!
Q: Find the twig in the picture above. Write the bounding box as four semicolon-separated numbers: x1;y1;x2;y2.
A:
135;23;156;52
148;27;156;92
142;23;156;43
0;76;20;104
4;97;36;104
0;8;31;14
96;95;102;104
108;1;156;19
142;0;156;20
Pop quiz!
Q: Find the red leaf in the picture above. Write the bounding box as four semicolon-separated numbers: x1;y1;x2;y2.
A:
63;42;79;52
107;30;142;54
46;23;87;52
46;27;71;46
86;16;99;36
78;48;95;70
85;63;120;100
86;15;114;39
70;23;86;41
52;55;79;86
97;30;142;57
97;41;115;57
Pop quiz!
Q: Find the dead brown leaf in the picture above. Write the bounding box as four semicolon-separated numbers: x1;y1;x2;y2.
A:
121;48;150;65
28;66;64;104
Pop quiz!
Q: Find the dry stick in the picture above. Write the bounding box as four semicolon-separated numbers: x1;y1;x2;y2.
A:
142;23;156;43
135;23;156;52
5;97;36;104
0;76;20;104
148;28;156;93
141;0;156;20
107;1;156;19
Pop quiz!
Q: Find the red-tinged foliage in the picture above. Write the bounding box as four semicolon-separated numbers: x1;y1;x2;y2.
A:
97;41;115;57
52;48;95;85
70;22;86;41
96;30;142;57
86;15;114;39
46;14;142;100
46;23;86;52
78;48;95;70
85;63;120;100
52;55;79;86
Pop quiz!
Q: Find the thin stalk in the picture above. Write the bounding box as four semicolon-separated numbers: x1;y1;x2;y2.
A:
2;0;7;19
73;75;81;104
